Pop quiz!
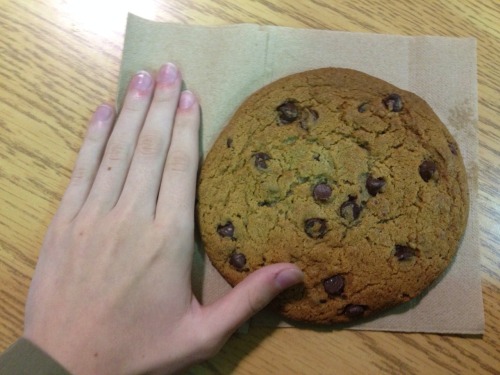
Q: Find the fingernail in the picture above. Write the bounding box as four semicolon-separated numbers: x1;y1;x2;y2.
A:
93;104;113;122
275;268;304;289
158;63;178;84
131;71;153;91
179;90;196;109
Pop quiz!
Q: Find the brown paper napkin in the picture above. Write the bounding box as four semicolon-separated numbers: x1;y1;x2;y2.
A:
117;14;483;334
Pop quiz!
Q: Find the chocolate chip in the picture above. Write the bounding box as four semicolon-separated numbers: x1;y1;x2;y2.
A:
277;100;299;124
366;175;385;196
323;275;344;296
358;102;369;113
299;113;309;130
299;107;319;130
313;183;332;201
229;253;246;270
258;200;273;207
310;108;319;121
340;198;362;221
217;222;234;238
304;218;328;239
394;245;416;261
400;293;411;301
344;304;366;318
226;138;233;148
253;152;270;169
419;160;436;182
383;94;403;112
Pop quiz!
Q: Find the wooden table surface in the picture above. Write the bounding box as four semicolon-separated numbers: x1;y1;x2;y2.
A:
0;0;498;374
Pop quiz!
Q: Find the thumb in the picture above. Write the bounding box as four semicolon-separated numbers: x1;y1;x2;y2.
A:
202;263;304;338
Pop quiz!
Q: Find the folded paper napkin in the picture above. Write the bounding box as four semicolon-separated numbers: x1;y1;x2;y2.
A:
117;14;483;334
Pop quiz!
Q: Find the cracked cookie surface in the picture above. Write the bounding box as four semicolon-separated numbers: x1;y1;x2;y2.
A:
197;68;468;324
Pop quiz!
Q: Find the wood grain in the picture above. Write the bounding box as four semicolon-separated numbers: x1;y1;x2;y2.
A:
0;0;498;374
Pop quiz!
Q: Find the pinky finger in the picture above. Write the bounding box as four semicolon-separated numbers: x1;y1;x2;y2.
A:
55;104;115;223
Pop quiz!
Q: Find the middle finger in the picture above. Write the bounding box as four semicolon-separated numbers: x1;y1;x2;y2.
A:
117;63;183;215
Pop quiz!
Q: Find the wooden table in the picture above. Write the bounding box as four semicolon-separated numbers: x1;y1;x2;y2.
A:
1;1;498;373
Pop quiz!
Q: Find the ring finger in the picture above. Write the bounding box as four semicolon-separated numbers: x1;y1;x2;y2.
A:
83;70;154;213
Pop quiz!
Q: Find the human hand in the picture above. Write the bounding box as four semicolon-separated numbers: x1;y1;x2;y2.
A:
22;63;303;374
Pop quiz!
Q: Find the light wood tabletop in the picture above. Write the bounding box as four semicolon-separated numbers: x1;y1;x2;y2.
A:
0;1;498;374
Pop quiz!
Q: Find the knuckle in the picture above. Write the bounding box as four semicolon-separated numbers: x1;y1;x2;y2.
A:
104;208;134;236
73;205;101;226
106;141;130;162
85;129;103;143
44;220;69;244
153;86;180;103
122;95;149;113
200;341;221;360
247;288;269;316
137;133;163;157
166;150;192;173
70;166;88;185
194;330;223;360
162;219;192;239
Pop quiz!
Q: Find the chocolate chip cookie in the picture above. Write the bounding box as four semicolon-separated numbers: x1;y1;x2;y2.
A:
197;68;468;324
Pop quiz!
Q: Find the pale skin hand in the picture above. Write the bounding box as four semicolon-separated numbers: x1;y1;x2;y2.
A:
22;63;304;375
